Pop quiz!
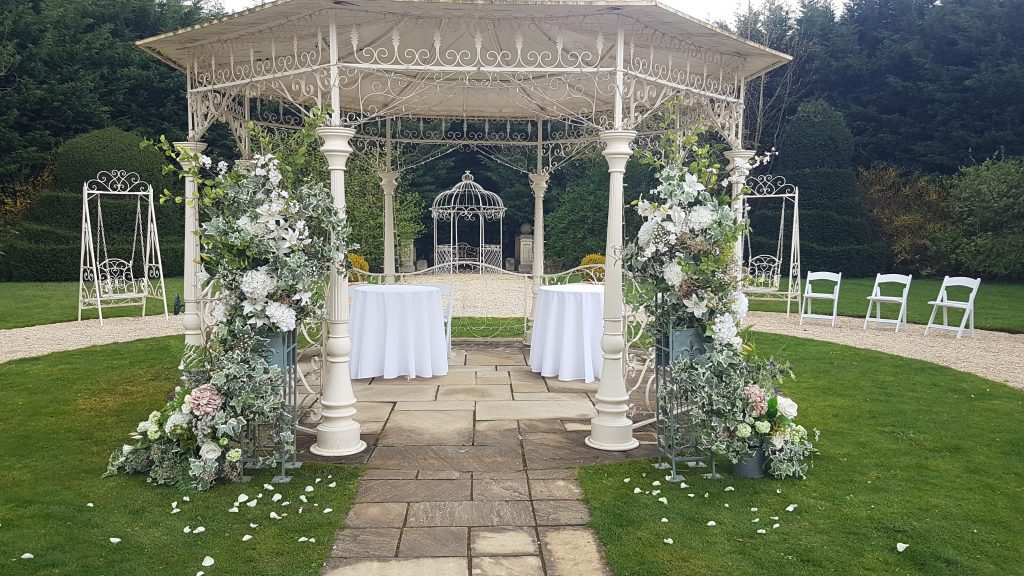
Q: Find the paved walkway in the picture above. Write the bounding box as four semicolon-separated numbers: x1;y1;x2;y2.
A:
298;344;657;576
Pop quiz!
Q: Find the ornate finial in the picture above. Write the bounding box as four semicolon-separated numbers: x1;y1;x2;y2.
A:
462;171;474;182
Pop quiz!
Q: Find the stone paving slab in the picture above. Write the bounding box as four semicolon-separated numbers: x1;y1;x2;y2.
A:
473;555;546;576
533;500;591;526
470;527;540;556
394;400;475;411
476;400;596;421
369;445;524;471
331;528;401;558
539;527;611;576
406;501;535;527
344;503;408;528
523;432;657;469
322;557;467;576
437;384;512;401
379;410;475;446
356;479;472;503
473;478;531;501
397;527;468;557
353;402;394;422
353;383;438;402
529;478;583;500
466;352;526;365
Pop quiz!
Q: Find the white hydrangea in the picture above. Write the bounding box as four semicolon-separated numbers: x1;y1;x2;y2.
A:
711;313;739;347
164;412;190;436
687;205;716;231
731;291;749;322
240;269;276;302
211;300;229;324
663;261;684;288
265;301;297;332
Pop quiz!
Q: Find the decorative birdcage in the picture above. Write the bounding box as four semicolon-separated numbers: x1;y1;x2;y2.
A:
431;171;506;272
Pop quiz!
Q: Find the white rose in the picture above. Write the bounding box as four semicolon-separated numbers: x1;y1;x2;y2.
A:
122;444;134;455
199;441;223;461
776;396;798;419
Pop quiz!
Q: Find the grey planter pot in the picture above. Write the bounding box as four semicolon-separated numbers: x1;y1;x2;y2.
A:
732;447;768;479
656;327;707;364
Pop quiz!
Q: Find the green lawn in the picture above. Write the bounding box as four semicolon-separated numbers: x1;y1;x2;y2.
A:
748;277;1024;333
580;333;1024;576
0;277;186;329
0;336;361;576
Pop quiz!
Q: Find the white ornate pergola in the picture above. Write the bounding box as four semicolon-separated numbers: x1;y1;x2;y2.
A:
431;171;506;272
137;0;790;456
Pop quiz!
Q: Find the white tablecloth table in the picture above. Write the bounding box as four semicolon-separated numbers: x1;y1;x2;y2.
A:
349;285;448;379
529;283;605;383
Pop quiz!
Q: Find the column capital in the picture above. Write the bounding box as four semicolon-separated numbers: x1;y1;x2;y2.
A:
528;172;549;198
316;126;356;171
600;129;637;172
379;170;400;193
724;149;757;173
172;141;207;171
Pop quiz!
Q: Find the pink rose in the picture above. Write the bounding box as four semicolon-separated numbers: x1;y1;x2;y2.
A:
189;384;221;416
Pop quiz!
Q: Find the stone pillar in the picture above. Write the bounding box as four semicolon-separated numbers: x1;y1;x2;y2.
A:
586;129;639;452
724;149;756;276
525;173;548;342
380;170;399;284
311;126;366;457
173;141;206;349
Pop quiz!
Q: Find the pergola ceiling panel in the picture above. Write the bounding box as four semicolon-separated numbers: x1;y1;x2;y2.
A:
138;0;790;126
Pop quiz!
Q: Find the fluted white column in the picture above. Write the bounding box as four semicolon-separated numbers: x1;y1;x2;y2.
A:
174;141;206;349
311;126;366;457
724;150;756;275
586;129;639;452
380;170;399;284
526;172;548;341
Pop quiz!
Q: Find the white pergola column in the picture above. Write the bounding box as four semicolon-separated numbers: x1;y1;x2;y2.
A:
380;170;399;284
311;125;366;457
526;171;548;341
173;141;206;349
724;149;756;275
586;129;639;452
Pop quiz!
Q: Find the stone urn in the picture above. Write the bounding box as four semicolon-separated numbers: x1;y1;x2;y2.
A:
732;447;768;479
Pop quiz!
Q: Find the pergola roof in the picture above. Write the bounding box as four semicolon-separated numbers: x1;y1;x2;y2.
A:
137;0;791;132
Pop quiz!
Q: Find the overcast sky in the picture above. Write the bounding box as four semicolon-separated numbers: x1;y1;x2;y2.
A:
217;0;777;27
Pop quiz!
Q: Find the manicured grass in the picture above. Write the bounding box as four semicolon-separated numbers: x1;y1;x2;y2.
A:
0;337;361;576
580;333;1024;576
0;277;186;329
748;277;1024;333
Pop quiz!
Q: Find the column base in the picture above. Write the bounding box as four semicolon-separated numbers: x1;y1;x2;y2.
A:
585;420;640;452
310;422;367;457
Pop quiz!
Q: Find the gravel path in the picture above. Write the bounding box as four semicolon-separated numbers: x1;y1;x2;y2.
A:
2;302;1021;392
0;316;183;364
744;311;1024;390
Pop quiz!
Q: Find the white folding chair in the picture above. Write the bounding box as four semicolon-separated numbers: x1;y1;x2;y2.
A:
799;271;842;327
863;273;912;332
421;283;455;357
925;276;980;339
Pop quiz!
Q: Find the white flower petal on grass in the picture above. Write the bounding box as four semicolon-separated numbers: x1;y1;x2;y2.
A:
703;493;709;498
724;504;730;508
263;484;274;490
257;493;263;499
183;496;190;502
323;508;333;514
298;537;309;542
752;518;760;523
281;501;291;507
757;529;767;534
770;516;779;520
786;504;798;512
242;534;253;542
246;500;258;508
299;495;308;503
679;483;689;489
310;538;316;543
269;512;282;520
196;572;204;576
228;507;239;513
776;489;782;494
652;481;661;487
897;543;909;553
21;553;33;559
658;497;668;505
171;509;181;514
633;487;642;494
305;486;314;493
109;538;121;544
298;507;304;514
687;494;695;498
652;490;661;496
193;527;205;534
661;518;668;523
316;478;322;483
272;493;283;503
328;482;337;488
663;538;674;545
724;486;735;492
706;521;717;527
751;507;758;512
772;523;780;529
202;556;215;567
249;523;259;528
237;494;249;503
87;503;94;508
184;526;192;534
172;501;179;509
623;478;631;483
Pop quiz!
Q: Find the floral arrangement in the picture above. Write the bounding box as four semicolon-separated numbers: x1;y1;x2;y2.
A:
106;122;348;490
672;348;817;479
623;134;754;349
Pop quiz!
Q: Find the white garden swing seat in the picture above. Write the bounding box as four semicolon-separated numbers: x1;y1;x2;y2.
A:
925;276;981;339
863;273;912;332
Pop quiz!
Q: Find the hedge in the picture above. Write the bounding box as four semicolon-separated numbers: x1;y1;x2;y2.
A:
0;239;184;282
51;127;172;195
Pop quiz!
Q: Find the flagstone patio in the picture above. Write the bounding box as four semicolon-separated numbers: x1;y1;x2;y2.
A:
296;342;658;576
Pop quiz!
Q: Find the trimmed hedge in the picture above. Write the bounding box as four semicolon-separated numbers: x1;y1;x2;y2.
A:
51;127;172;195
0;239;184;281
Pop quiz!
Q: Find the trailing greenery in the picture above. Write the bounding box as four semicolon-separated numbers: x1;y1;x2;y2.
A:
0;336;361;576
581;332;1024;576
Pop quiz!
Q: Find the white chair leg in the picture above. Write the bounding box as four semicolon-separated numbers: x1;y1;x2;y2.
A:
970;308;975;337
925;304;938;336
799;296;806;325
831;298;838;327
863;301;871;330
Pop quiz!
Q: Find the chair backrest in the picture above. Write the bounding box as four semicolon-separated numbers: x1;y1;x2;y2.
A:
805;271;840;292
872;273;912;296
937;276;981;304
420;283;455;320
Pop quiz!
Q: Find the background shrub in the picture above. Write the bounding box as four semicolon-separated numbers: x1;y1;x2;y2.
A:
50;127;172;195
